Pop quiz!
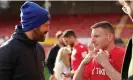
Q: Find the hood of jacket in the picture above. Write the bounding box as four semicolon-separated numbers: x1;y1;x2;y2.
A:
12;25;37;46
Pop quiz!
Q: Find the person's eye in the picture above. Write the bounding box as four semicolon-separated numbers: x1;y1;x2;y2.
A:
95;35;100;38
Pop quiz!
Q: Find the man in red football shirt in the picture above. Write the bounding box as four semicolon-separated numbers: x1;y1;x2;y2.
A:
62;29;88;78
73;21;125;80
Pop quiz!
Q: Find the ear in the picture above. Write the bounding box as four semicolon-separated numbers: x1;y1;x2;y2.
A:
70;36;75;40
108;33;114;41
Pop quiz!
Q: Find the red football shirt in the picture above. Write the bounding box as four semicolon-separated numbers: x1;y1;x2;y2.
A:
83;46;125;80
71;43;88;71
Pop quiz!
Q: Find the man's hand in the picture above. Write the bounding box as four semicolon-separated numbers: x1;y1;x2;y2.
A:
88;43;95;51
82;50;97;65
81;43;98;65
64;72;73;77
94;49;121;80
64;70;75;77
94;49;110;66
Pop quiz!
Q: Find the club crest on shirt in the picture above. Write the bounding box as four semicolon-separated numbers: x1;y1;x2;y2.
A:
80;45;84;48
81;51;88;58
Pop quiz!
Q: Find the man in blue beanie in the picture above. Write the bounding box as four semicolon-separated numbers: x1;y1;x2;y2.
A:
0;1;50;80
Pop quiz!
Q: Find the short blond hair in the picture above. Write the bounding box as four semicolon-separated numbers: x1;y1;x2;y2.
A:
56;46;71;61
55;31;63;39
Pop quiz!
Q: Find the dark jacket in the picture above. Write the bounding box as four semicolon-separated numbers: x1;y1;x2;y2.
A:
122;38;133;80
0;25;45;80
46;44;60;75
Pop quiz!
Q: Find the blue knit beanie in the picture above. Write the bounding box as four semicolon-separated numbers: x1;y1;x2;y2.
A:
20;1;51;32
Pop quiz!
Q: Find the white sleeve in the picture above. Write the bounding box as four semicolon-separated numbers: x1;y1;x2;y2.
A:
53;61;64;80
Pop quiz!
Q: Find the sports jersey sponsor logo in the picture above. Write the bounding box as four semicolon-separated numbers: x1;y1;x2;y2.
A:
92;67;106;75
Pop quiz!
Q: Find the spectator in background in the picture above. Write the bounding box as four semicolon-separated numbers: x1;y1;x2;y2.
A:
118;0;133;80
62;29;88;78
115;38;125;48
54;46;71;80
0;36;9;46
114;14;128;49
46;31;66;80
0;2;50;80
73;21;125;80
115;14;128;39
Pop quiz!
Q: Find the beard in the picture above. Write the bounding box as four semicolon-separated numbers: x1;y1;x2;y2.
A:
70;42;74;47
60;40;67;46
32;28;47;42
38;34;45;42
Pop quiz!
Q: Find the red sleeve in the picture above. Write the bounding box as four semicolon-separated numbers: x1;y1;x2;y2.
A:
83;63;91;80
109;50;125;72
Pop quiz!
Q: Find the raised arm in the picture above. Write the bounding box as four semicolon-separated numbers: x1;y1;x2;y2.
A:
73;54;92;80
95;49;123;80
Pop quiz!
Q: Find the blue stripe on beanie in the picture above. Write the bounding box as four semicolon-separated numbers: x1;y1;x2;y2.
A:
20;1;51;32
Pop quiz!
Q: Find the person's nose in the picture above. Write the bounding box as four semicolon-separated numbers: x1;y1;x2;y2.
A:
91;37;96;44
47;26;50;32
